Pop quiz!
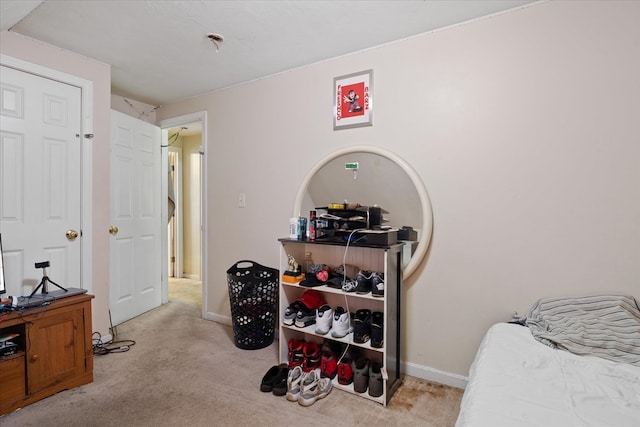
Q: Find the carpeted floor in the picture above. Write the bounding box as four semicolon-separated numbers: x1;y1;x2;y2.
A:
1;279;464;426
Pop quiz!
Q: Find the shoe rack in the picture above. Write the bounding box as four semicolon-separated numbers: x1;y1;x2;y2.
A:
278;238;403;406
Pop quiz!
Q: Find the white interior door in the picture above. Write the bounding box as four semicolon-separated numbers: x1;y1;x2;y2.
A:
0;65;82;296
109;110;161;325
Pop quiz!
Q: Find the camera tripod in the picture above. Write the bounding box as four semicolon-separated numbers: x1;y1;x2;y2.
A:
30;261;67;296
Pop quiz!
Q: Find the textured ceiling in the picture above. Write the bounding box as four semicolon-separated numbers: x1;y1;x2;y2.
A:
2;1;534;106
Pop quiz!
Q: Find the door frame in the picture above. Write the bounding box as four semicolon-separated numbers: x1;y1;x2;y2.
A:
0;54;94;294
158;112;207;315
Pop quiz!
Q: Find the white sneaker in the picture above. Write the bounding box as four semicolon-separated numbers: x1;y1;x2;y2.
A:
330;306;352;338
315;304;333;335
298;369;332;406
286;365;303;402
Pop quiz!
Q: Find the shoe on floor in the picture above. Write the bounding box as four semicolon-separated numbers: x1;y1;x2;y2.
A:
260;363;289;395
298;370;332;406
286;365;304;402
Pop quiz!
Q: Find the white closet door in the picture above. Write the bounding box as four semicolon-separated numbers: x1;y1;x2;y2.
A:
109;110;161;325
0;65;82;296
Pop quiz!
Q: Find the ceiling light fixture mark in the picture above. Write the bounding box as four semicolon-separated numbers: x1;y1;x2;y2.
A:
206;33;224;51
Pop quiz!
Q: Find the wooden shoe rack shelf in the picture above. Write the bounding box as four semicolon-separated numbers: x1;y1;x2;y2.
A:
278;238;403;406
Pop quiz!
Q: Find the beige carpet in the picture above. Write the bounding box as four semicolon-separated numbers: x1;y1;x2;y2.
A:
1;279;463;426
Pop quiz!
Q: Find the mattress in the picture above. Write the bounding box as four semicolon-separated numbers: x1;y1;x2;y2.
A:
456;322;640;427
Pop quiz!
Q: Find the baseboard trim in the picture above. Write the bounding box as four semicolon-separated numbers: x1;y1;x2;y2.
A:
203;312;468;390
204;311;231;326
403;361;468;390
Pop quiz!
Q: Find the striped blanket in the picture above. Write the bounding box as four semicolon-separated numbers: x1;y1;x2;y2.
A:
523;294;640;366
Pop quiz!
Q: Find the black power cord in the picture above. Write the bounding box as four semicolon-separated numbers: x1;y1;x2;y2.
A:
92;331;136;355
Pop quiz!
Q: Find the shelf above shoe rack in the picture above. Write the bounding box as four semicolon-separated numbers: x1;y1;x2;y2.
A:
278;238;404;407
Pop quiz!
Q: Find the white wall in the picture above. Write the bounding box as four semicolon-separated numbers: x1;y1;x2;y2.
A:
157;0;640;382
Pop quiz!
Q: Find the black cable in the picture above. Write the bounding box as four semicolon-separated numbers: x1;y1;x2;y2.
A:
91;331;136;356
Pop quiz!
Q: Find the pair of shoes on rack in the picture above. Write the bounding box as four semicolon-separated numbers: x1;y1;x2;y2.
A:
286;366;332;406
353;310;383;347
260;363;289;396
353;358;383;397
284;289;324;328
343;271;384;296
288;338;321;372
331;306;353;338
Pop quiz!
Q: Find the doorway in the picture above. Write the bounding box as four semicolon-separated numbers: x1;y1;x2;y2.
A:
160;112;206;314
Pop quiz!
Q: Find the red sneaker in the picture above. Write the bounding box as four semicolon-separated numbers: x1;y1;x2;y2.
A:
288;338;305;368
302;341;321;372
320;345;337;379
337;354;354;385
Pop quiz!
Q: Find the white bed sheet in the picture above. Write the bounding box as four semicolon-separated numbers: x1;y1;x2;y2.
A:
456;323;640;427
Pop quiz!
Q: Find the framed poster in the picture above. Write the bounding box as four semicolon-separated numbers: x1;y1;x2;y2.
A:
333;69;373;130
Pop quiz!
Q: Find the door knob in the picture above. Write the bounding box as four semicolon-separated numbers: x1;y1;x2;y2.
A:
109;226;119;235
66;229;79;241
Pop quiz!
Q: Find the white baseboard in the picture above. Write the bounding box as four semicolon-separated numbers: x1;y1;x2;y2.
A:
204;311;231;326
403;360;468;390
184;273;201;280
202;312;468;390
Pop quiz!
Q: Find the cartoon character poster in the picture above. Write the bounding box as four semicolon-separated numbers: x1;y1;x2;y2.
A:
334;70;373;130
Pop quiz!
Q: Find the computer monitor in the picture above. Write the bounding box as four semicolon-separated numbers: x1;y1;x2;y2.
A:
0;234;6;295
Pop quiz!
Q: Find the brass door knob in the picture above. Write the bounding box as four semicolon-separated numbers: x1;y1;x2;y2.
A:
109;226;119;235
66;229;79;241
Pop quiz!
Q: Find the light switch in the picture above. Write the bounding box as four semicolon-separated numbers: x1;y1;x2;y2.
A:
238;193;246;208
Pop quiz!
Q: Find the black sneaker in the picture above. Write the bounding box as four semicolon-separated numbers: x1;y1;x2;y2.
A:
368;360;383;398
355;270;372;294
371;272;384;297
295;305;317;328
371;312;383;348
353;309;371;344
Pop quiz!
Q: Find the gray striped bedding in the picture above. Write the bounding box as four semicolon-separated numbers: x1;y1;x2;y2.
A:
523;294;640;366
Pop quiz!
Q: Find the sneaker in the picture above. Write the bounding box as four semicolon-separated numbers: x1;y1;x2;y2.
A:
319;344;337;379
368;360;383;398
355;270;373;294
353;357;369;393
371;272;384;297
330;307;352;338
298;370;332;407
353;309;372;344
286;365;304;402
371;311;383;348
288;338;305;368
283;301;304;326
302;341;321;372
337;353;354;385
260;365;288;393
315;304;333;335
341;278;358;293
294;305;317;328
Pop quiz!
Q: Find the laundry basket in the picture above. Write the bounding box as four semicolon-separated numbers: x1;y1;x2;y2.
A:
226;260;279;350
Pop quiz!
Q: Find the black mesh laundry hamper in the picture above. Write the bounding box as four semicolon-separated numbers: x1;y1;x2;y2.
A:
226;260;279;350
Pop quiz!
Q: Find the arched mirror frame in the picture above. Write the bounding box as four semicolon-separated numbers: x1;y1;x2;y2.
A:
294;145;433;280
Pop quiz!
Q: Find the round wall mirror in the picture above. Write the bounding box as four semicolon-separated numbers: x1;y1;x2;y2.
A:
294;145;433;279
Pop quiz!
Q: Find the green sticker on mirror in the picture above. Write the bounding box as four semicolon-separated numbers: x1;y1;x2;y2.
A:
345;162;359;170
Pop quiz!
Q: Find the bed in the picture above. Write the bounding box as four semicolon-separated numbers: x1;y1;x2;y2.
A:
456;295;640;427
